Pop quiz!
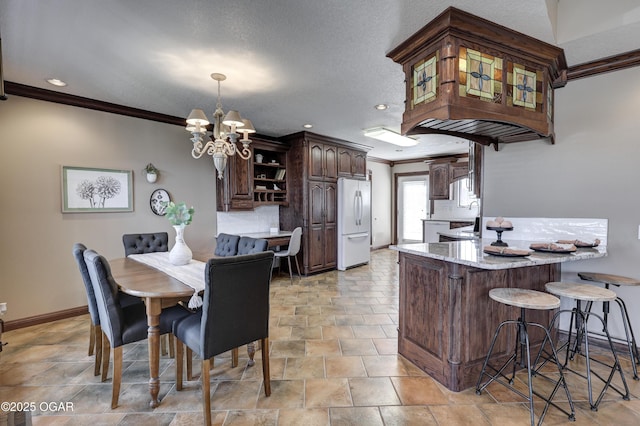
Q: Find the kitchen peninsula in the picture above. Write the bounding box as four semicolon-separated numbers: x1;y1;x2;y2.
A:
391;229;606;391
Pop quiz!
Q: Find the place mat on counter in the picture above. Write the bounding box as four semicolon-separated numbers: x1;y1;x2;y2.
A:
557;239;600;248
530;243;577;253
483;246;532;257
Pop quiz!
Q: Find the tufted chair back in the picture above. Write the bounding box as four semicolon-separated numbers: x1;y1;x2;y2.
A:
73;243;100;326
214;233;240;257
237;237;269;255
122;232;168;256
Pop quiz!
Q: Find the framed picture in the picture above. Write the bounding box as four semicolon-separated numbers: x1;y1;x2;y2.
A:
62;166;133;213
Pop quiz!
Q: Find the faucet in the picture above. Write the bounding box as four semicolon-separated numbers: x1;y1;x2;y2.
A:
468;200;479;210
468;200;480;232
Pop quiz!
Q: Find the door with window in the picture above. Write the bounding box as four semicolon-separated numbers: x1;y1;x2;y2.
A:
397;174;429;244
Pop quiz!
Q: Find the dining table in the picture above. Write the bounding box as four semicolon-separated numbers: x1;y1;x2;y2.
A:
109;256;194;407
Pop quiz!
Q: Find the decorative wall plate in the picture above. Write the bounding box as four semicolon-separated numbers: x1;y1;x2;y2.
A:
150;188;170;216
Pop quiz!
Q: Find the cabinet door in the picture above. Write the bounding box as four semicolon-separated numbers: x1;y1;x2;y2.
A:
338;148;353;177
216;152;254;211
449;162;469;182
324;145;338;181
309;142;325;180
324;182;337;227
309;181;325;227
352;151;367;178
429;163;450;200
324;223;337;268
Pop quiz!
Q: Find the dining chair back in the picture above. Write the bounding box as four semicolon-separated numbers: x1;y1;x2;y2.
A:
173;251;275;426
214;233;240;256
122;232;168;256
237;236;269;255
83;249;190;409
274;227;302;283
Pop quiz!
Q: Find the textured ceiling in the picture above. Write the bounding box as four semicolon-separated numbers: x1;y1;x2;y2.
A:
1;0;639;160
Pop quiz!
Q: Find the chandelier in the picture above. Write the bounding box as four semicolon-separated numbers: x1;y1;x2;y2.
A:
186;73;254;179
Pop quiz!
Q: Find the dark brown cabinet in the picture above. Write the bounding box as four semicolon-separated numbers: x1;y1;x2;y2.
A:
216;137;288;211
338;147;367;178
428;162;451;200
280;131;368;275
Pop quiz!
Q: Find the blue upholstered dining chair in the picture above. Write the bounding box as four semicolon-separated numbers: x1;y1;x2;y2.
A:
214;233;240;256
173;251;275;426
72;243;143;376
122;232;168;256
83;249;191;409
237;236;269;254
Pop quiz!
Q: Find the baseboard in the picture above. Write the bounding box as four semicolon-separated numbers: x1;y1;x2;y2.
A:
3;306;88;331
371;244;390;251
558;329;638;356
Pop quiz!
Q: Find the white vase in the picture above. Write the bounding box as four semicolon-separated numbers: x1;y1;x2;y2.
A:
169;224;192;265
146;172;157;183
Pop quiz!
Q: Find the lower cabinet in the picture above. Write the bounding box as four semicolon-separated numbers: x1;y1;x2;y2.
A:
306;181;337;273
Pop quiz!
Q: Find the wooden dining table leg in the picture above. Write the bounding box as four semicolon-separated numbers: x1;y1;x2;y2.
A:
145;297;162;408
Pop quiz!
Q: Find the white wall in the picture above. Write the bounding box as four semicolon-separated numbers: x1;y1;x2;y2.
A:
369;161;392;247
0;96;218;322
483;66;640;340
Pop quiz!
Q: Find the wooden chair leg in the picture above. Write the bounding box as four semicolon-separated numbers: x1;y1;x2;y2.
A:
186;347;193;380
261;337;271;396
88;322;95;356
101;333;110;382
231;348;238;368
161;334;168;356
111;346;122;409
94;325;103;376
168;333;175;358
176;340;184;391
202;358;211;426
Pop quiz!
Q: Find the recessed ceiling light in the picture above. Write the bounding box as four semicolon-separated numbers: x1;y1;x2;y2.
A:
303;124;313;129
46;78;67;87
364;127;418;147
374;104;389;110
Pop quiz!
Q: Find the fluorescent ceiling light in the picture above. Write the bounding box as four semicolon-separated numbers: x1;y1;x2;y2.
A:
363;127;417;147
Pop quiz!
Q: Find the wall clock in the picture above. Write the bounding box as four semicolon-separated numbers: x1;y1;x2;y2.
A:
150;188;171;216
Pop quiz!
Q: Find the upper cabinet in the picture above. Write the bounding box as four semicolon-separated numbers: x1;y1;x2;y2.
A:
428;145;483;200
338;147;367;179
216;136;289;211
309;141;338;181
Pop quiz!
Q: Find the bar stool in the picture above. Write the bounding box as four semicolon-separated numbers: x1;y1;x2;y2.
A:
542;282;630;410
476;288;575;425
578;272;640;380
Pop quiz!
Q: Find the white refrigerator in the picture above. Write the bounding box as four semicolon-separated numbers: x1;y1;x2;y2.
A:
337;177;371;270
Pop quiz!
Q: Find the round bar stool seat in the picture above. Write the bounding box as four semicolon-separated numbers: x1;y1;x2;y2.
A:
543;281;630;410
545;282;616;302
578;272;640;379
489;288;561;310
477;288;575;425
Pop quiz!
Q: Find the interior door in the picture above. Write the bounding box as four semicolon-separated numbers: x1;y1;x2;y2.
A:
397;175;429;244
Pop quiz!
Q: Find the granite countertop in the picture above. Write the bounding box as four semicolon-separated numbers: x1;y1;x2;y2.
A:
438;226;479;240
390;238;607;270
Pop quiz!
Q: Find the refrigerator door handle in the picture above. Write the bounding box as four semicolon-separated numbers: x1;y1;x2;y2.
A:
347;232;369;239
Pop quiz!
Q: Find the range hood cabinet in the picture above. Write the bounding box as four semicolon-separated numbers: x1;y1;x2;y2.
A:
387;7;568;148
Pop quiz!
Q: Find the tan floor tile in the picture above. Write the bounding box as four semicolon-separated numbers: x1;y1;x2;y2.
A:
325;356;367;378
428;405;491;425
306;314;335;327
283;357;325;379
334;315;365;326
362;314;394;325
372;338;397;355
321;326;354;340
210;380;261;410
256;380;304;409
391;376;449;405
270;340;306;358
379;406;438;425
305;339;342;357
349;377;401;406
278;315;308;327
222;409;278;425
352;325;386;339
276;408;329;426
329;407;384;425
290;326;322;340
339;339;378;356
305;378;352;408
363;355;410;376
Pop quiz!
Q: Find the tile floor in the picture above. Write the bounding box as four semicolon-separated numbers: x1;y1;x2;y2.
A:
1;249;640;425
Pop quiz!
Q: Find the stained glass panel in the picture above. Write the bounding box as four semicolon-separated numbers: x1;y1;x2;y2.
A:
412;54;438;107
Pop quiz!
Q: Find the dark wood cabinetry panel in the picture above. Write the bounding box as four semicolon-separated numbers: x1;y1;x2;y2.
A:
280;131;369;275
428;162;450;200
216;147;254;211
397;252;558;391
